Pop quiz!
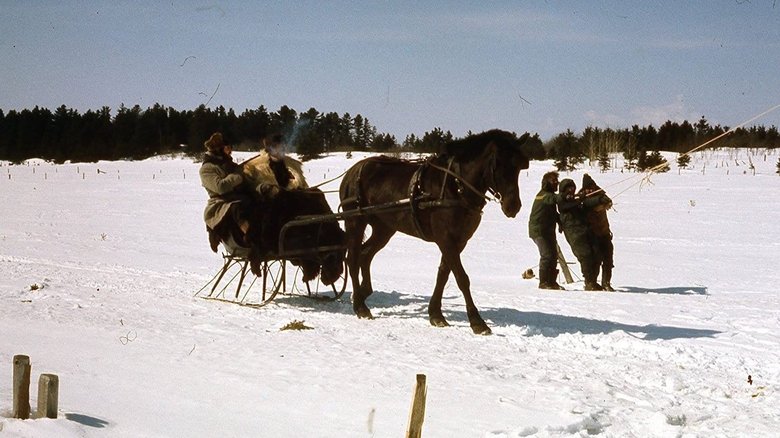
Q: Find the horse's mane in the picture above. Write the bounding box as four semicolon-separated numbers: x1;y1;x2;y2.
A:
439;129;522;161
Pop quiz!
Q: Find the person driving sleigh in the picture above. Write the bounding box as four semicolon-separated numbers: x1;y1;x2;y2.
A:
199;132;254;252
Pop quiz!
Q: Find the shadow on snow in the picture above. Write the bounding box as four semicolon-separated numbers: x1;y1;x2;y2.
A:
618;285;708;295
65;413;109;428
482;307;721;340
281;289;721;340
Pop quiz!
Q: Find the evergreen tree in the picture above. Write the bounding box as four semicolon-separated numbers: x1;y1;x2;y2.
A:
271;105;298;140
351;114;376;151
635;149;648;171
553;155;571;172
598;151;610;172
645;150;670;172
402;133;419;151
548;129;581;171
677;153;692;170
370;133;397;152
417;128;452;153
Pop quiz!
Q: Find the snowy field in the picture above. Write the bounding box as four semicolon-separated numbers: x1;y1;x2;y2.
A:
1;147;779;437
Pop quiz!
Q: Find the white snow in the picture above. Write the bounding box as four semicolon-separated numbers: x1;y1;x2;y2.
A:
1;149;779;437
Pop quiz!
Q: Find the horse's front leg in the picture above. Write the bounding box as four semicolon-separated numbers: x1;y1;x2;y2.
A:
437;244;491;335
429;258;451;327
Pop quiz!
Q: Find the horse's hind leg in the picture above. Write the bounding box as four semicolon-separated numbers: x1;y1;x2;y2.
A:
344;218;372;319
357;223;395;298
429;258;451;327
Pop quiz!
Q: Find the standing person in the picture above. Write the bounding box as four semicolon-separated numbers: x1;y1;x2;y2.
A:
580;174;615;291
557;178;603;291
199;132;253;252
528;171;565;290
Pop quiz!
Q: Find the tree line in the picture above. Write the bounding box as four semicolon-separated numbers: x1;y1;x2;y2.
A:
544;119;780;173
0;104;777;165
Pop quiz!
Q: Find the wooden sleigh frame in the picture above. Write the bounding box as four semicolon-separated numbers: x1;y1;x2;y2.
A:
194;216;348;308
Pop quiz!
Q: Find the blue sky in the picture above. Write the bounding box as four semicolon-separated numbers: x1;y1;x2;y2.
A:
2;1;779;140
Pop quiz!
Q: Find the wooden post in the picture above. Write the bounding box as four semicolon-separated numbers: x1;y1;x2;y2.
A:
406;374;427;438
13;355;31;419
37;374;59;419
556;243;575;284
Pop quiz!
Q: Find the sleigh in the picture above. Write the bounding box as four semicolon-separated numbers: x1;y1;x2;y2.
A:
195;151;347;307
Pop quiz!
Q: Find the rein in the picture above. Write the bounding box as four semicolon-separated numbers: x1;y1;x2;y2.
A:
427;157;501;204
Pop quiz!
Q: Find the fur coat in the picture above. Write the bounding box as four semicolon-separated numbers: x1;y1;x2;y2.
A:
241;150;308;190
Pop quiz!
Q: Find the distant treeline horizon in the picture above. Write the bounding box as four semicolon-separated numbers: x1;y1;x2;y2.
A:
1;104;778;168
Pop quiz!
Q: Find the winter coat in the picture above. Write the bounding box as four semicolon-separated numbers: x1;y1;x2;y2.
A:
528;188;559;239
199;151;245;230
557;178;601;262
242;150;308;190
580;174;612;238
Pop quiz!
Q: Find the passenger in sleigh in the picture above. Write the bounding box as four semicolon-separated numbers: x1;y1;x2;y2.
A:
199;132;308;255
200;132;345;285
241;134;309;253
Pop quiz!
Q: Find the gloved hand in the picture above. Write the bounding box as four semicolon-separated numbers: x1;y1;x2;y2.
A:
256;183;280;199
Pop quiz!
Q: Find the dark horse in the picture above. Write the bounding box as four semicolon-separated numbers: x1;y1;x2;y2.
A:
338;129;530;334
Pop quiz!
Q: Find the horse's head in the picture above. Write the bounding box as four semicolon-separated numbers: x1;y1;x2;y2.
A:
485;131;531;218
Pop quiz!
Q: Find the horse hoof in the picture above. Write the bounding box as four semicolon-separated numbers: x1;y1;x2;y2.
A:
355;307;374;319
472;325;492;336
429;317;449;328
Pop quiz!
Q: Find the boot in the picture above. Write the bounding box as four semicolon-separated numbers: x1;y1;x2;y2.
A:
537;267;550;289
540;268;565;290
601;266;614;291
584;281;603;291
549;268;565;290
584;267;603;291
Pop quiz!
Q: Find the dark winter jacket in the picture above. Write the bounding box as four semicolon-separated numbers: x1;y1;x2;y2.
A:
580;174;613;238
199;151;245;230
528;186;559;239
557;178;602;261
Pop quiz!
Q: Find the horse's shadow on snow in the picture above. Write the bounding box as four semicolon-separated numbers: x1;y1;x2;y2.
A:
481;307;721;340
287;290;720;340
619;285;708;295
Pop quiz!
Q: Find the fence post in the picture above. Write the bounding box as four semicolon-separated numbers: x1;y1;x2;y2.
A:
13;355;31;419
37;374;59;419
406;374;427;438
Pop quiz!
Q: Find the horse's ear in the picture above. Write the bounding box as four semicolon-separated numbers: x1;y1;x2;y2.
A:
516;132;531;147
514;132;532;168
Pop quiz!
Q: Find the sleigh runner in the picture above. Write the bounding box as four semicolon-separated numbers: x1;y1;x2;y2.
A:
195;212;349;308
